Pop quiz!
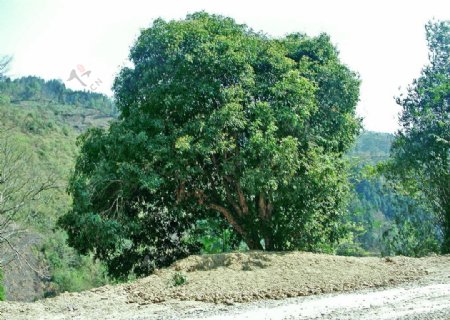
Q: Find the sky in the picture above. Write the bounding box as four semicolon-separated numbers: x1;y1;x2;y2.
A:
0;0;449;132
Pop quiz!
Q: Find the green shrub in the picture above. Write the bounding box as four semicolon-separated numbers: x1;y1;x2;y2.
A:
0;94;10;104
41;233;110;296
171;272;187;287
194;218;243;254
381;220;440;257
0;268;5;301
335;243;369;257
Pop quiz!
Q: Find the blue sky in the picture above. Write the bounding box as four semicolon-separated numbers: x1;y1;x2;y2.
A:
0;0;449;132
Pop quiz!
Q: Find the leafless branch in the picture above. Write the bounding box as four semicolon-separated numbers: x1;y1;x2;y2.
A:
0;128;57;269
0;55;12;79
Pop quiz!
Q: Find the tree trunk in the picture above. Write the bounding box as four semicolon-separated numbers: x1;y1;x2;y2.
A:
244;236;263;250
258;192;274;250
442;207;450;254
208;203;263;250
439;182;450;253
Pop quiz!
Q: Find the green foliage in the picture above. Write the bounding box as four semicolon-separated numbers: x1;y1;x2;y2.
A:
41;232;109;297
387;20;450;252
0;89;114;298
0;94;10;104
335;242;368;257
61;12;361;279
381;208;441;257
0;76;116;116
194;217;243;254
345;131;441;256
347;131;394;165
0;267;5;301
171;272;188;287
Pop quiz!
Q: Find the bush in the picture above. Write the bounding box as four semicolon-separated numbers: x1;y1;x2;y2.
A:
41;232;110;296
194;218;243;254
0;94;10;104
335;243;369;257
0;268;5;301
171;272;187;287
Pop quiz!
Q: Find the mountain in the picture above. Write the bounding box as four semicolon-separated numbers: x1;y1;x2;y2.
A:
0;77;116;301
347;131;394;164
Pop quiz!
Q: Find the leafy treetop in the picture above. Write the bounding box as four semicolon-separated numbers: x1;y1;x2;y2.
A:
60;12;361;278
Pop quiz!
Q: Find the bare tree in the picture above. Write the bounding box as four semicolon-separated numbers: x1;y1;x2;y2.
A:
0;56;12;80
0;128;56;267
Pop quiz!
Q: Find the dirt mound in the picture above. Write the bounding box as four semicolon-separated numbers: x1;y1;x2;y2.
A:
172;251;274;272
2;251;441;320
125;251;425;304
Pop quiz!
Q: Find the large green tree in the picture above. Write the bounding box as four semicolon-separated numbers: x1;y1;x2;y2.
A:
60;12;360;278
388;20;450;252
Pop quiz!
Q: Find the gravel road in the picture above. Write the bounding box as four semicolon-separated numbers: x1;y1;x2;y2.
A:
187;283;450;320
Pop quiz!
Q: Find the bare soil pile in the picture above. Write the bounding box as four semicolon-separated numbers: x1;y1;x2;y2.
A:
1;251;438;320
125;251;424;304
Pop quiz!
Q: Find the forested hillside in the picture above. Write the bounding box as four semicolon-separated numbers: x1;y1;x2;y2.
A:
0;76;117;117
0;77;115;300
345;132;440;257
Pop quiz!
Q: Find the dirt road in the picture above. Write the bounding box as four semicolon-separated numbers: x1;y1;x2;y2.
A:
190;283;450;320
192;254;450;320
1;253;449;320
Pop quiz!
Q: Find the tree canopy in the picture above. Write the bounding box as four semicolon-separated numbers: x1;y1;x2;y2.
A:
59;12;361;278
388;20;450;252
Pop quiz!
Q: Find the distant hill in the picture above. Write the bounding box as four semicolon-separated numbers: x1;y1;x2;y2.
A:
0;78;115;301
347;131;394;164
0;76;117;117
344;131;439;257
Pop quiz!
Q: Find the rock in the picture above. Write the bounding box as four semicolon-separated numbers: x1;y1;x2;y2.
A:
224;299;235;305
